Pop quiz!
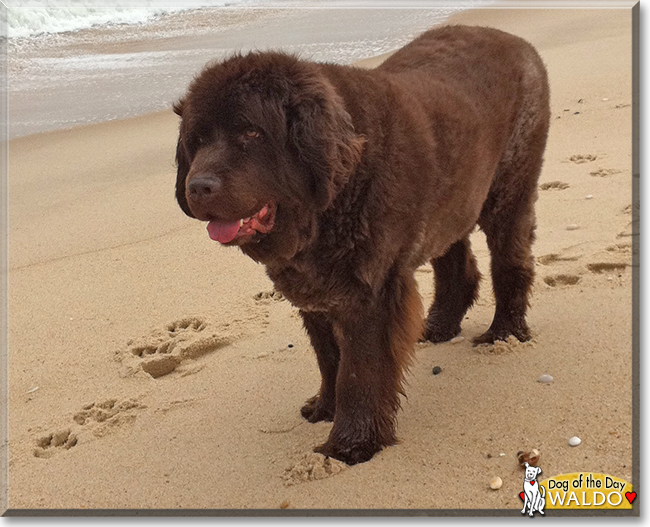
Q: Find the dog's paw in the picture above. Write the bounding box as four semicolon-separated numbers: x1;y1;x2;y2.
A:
421;321;461;344
300;395;335;423
314;438;382;466
472;325;530;346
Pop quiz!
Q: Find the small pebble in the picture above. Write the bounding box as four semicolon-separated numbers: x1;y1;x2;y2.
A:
287;343;294;349
280;500;290;509
499;453;505;457
566;224;579;231
537;374;553;384
490;476;503;490
574;111;581;115
569;436;582;447
586;195;593;200
432;366;442;375
602;97;609;101
450;336;464;344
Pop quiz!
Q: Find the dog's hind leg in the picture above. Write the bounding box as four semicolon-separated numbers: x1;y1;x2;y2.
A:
474;117;548;345
474;53;550;346
423;236;481;343
300;311;339;423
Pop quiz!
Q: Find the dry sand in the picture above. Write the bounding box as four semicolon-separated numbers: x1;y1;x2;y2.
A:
5;6;636;512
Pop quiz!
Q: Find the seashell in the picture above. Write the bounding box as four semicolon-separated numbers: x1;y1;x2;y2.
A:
490;477;503;490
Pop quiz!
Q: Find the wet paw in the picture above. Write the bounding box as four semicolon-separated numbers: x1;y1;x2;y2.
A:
314;438;381;466
422;314;461;343
301;395;335;423
473;325;531;346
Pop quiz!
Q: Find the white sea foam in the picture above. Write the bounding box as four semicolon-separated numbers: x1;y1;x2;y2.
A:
4;0;255;38
4;1;489;39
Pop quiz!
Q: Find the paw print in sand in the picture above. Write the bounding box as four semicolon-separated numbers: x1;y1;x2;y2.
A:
118;317;234;378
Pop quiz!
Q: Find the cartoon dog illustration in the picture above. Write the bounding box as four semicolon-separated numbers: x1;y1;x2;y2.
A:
521;462;546;516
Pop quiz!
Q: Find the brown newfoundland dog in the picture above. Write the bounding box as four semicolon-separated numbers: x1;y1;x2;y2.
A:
174;25;550;465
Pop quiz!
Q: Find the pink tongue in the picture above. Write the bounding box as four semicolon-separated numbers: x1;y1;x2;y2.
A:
207;220;240;243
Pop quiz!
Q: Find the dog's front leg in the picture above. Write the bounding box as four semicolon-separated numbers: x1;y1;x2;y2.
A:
521;493;529;514
300;311;339;423
315;274;422;465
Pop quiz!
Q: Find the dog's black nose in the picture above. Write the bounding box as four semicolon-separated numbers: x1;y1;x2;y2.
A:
187;173;222;198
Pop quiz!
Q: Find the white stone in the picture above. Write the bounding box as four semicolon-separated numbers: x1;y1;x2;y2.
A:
566;224;580;231
490;477;503;490
450;336;465;344
537;374;553;384
586;195;593;200
569;436;582;447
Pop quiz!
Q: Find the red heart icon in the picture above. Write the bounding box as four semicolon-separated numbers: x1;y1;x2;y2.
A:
626;492;636;504
530;481;535;485
519;492;525;501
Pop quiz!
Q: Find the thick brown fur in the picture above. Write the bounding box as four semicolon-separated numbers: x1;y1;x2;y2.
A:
174;25;551;465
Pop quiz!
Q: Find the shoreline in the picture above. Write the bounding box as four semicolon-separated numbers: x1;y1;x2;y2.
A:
7;5;465;139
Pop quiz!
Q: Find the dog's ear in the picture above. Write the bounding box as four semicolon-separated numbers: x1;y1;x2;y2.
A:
536;467;542;476
175;123;193;217
288;74;365;211
173;98;185;117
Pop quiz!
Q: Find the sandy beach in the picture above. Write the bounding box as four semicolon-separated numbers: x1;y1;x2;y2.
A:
5;5;636;513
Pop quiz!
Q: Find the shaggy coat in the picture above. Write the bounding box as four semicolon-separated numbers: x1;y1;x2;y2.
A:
174;25;551;465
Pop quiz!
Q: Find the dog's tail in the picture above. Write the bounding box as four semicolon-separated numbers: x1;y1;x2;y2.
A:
540;485;546;498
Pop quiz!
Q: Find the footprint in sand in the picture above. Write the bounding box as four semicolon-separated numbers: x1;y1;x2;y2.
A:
33;398;144;458
539;180;570;191
118;317;235;379
72;398;145;433
543;274;581;287
33;428;78;458
253;290;285;302
537;253;581;266
568;154;598;164
283;453;347;486
586;262;628;274
590;168;622;177
606;242;633;256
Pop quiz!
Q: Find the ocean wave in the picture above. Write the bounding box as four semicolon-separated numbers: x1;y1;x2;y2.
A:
4;0;255;38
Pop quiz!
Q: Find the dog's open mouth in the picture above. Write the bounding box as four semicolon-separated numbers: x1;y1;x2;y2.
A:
206;202;276;244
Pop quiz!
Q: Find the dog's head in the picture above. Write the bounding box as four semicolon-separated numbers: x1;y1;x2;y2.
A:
524;462;542;482
174;51;365;260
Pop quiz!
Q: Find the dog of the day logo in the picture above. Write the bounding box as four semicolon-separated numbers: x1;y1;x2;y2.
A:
519;470;635;512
